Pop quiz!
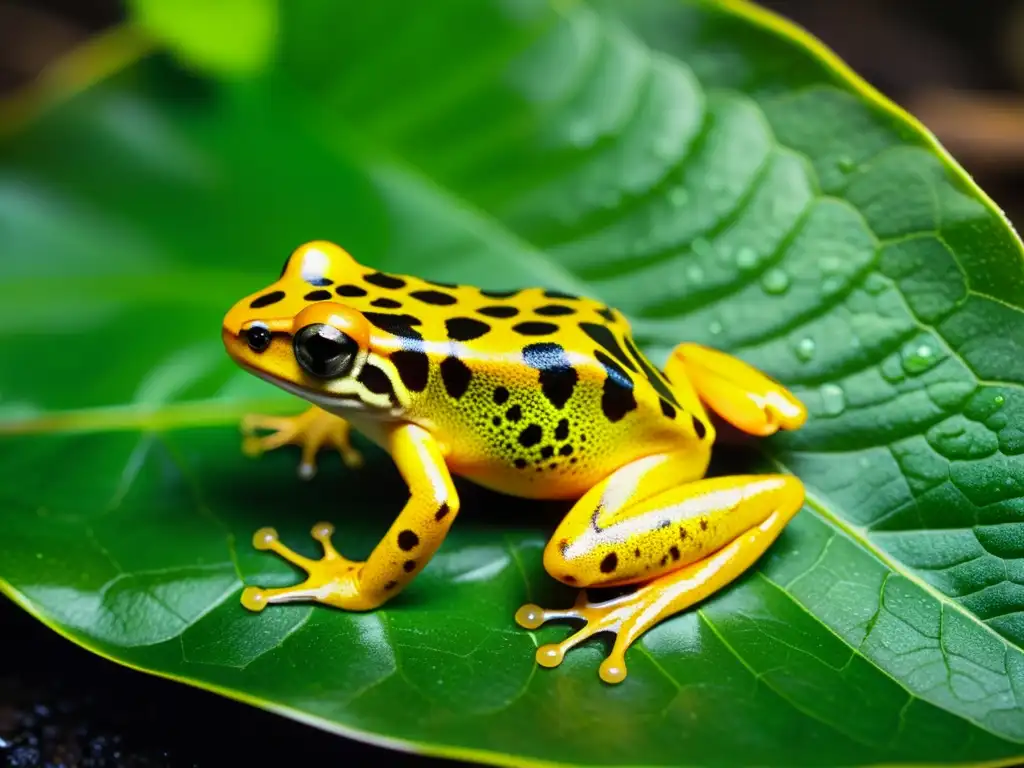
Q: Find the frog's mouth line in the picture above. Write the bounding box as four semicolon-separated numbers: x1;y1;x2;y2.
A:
235;360;402;420
238;361;368;411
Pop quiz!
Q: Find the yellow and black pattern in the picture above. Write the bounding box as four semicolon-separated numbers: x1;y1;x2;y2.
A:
222;240;810;685
225;241;710;496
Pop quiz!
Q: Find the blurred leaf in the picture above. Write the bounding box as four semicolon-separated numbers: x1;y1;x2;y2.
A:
2;0;1024;766
126;0;277;74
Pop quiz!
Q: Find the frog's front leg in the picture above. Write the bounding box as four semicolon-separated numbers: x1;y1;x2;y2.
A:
241;405;363;479
515;454;804;684
666;343;806;436
241;423;458;612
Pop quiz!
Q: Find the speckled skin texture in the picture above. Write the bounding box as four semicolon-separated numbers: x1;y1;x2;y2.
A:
224;241;711;501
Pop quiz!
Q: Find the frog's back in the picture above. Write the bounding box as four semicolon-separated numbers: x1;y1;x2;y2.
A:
336;267;711;499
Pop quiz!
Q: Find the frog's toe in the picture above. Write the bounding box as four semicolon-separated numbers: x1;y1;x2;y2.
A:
515;590;642;684
240;408;363;479
240;586;269;612
241;522;365;613
240;413;299;458
514;603;546;630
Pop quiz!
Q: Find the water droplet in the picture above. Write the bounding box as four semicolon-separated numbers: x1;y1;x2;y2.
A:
879;357;905;384
858;456;871;469
837;155;857;173
820;383;846;416
685;265;704;283
901;342;937;375
708;321;723;336
993;394;1006;407
735;247;758;269
669;187;689;207
761;268;791;295
795;337;816;362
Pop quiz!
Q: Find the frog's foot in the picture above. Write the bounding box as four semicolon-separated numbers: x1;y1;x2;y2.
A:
515;588;651;685
516;506;795;684
240;522;371;612
241;406;363;480
665;342;807;436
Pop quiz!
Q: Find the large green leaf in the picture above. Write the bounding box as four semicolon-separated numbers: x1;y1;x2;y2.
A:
2;0;1024;765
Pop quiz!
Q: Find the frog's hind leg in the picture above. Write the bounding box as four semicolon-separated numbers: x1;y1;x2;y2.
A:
664;343;806;436
241;405;363;479
516;456;804;684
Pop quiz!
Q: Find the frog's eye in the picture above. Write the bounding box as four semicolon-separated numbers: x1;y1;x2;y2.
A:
245;324;272;352
294;323;358;378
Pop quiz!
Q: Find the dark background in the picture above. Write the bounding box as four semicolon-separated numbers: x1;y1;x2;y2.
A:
2;1;1023;766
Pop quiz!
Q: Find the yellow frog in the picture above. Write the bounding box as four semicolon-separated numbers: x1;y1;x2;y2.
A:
222;241;807;684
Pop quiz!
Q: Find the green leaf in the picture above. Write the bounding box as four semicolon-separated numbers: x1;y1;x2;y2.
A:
127;0;277;75
2;0;1024;766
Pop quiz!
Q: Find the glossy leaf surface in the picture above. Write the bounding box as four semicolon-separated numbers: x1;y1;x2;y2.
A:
2;1;1024;766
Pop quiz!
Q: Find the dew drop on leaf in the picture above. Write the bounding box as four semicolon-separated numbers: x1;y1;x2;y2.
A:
795;337;816;362
820;383;846;416
686;264;704;284
708;320;723;336
735;246;758;269
761;268;791;295
901;342;938;375
879;356;905;383
670;187;689;207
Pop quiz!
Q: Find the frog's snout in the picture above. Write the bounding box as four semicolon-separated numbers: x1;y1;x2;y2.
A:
221;324;239;356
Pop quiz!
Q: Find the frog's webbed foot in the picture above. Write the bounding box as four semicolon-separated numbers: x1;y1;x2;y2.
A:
516;495;801;684
515;589;648;685
240;406;363;479
240;522;370;612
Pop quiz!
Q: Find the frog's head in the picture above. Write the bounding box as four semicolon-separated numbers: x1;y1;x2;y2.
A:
222;241;405;417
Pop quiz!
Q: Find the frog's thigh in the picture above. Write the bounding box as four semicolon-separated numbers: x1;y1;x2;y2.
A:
521;467;804;683
544;456;801;588
665;342;806;436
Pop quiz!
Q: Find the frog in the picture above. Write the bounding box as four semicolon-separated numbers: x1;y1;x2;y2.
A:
221;240;808;684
